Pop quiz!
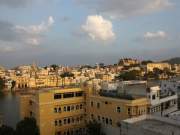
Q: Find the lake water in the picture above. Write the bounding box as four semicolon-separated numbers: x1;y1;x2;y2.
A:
0;92;20;128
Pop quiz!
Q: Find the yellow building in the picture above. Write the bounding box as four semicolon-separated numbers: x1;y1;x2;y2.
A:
147;63;171;72
85;84;149;135
20;83;150;135
20;87;86;135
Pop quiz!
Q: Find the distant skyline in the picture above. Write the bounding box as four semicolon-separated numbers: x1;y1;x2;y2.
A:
0;0;180;67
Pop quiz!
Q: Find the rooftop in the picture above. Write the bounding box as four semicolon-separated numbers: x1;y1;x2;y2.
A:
123;115;180;135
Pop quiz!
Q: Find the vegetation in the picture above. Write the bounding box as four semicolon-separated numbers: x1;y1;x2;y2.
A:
141;60;153;65
0;77;5;96
0;125;15;135
144;68;175;80
0;77;5;90
60;72;74;86
116;70;141;81
86;121;105;135
0;118;39;135
11;81;16;91
15;117;39;135
163;57;180;64
50;64;59;71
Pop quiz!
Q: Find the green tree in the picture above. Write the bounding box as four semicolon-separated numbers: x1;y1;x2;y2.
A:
0;77;5;90
116;70;141;81
0;125;15;135
60;72;74;87
50;64;59;71
141;60;153;65
0;77;5;95
15;117;39;135
86;121;105;135
11;81;16;91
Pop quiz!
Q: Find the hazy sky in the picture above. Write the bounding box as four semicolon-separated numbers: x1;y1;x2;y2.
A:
0;0;179;67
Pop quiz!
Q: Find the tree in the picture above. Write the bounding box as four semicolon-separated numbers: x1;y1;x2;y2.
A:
0;77;5;90
141;60;153;65
60;72;74;87
86;121;105;135
0;78;5;95
11;81;16;91
116;70;141;81
15;117;39;135
50;64;59;71
0;125;15;135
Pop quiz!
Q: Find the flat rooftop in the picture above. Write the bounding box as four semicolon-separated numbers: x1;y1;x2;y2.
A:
123;115;180;135
135;119;180;135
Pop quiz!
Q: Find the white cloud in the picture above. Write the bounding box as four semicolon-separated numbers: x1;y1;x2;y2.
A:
14;16;54;46
144;31;167;39
82;15;115;41
77;0;173;18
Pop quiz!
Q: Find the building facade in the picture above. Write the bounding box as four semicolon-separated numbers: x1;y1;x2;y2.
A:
20;87;86;135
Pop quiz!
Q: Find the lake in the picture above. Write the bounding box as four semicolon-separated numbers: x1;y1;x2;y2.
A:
0;92;20;128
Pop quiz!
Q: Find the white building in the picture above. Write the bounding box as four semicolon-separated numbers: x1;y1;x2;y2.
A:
147;86;177;116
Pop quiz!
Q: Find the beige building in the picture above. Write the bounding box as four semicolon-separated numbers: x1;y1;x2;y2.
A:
147;63;171;72
20;87;85;135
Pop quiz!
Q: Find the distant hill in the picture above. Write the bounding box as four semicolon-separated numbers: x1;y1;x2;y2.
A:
163;57;180;64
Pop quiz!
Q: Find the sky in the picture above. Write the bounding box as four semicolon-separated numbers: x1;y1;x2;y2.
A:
0;0;180;67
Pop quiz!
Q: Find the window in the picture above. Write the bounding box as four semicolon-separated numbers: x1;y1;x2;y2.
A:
102;117;105;123
80;116;83;121
117;107;121;113
75;91;83;97
80;104;83;109
64;119;67;124
98;116;101;121
109;119;112;125
64;106;67;112
55;120;58;126
91;101;93;107
71;117;74;123
128;108;131;115
71;105;74;111
29;100;33;105
54;93;62;99
152;95;156;100
91;114;94;119
59;120;62;126
63;92;74;98
30;111;33;117
106;118;109;124
97;103;100;109
54;108;57;113
67;106;70;111
76;117;80;123
58;107;61;113
76;105;79;110
68;118;70;124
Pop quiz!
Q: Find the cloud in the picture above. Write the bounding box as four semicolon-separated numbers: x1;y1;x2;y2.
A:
76;0;173;18
144;31;167;39
0;16;54;52
14;16;54;46
82;15;115;41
